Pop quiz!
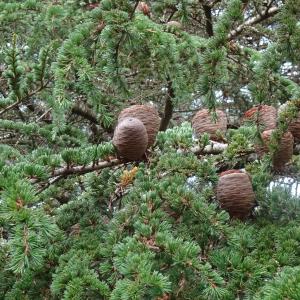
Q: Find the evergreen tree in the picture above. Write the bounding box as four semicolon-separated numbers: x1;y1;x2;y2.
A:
0;0;300;299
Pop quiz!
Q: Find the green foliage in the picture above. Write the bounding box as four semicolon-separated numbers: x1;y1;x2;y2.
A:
257;186;300;222
254;266;300;299
51;250;109;299
210;220;300;299
225;126;256;160
157;121;194;150
1;0;300;299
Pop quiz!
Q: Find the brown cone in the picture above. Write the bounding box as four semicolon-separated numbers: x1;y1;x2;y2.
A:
217;172;255;219
243;105;277;131
118;105;160;147
278;103;300;142
288;111;300;142
261;129;294;171
191;109;227;141
220;169;243;177
137;2;150;17
113;117;148;161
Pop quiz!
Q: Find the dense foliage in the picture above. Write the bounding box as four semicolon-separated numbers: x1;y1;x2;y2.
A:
1;0;300;299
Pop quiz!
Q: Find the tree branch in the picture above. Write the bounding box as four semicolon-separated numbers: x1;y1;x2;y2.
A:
32;140;235;192
202;4;214;36
71;103;98;123
52;158;121;178
228;6;280;40
0;100;21;116
0;78;52;116
159;78;174;131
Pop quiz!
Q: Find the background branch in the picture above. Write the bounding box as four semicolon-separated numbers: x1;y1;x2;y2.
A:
228;6;280;40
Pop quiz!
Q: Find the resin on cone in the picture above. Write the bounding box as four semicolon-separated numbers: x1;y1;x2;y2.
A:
217;171;255;219
261;129;294;171
191;109;227;141
113;117;148;161
118;105;160;147
243;105;277;131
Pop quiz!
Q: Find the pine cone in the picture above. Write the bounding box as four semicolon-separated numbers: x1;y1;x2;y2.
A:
261;129;294;171
220;169;243;176
217;171;255;219
118;105;160;147
137;2;150;17
243;105;277;131
288;112;300;142
113;117;148;161
278;103;300;142
191;109;227;141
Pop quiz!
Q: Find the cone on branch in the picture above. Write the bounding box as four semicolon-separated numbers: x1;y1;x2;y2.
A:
216;170;255;219
137;2;150;17
288;113;300;142
118;104;160;147
278;103;300;142
243;105;277;131
112;117;148;161
261;129;294;171
191;109;227;141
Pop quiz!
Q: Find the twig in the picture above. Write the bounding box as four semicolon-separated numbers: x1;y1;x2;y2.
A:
36;108;52;122
0;77;53;116
0;100;21;116
35;175;64;195
167;8;177;22
71;103;98;123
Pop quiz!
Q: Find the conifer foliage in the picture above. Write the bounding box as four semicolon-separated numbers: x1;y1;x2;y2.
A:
1;0;300;299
